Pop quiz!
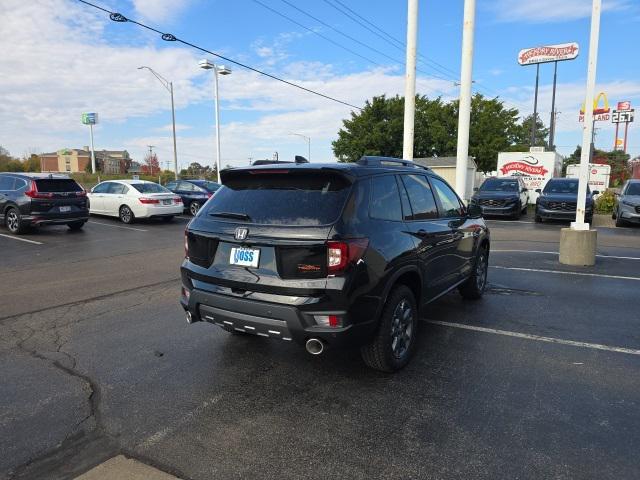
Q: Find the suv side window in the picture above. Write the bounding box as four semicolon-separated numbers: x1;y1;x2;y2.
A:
370;175;403;221
14;179;28;191
0;176;15;190
431;177;464;218
400;174;439;220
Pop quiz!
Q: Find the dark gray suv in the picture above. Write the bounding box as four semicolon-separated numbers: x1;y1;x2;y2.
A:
0;173;89;234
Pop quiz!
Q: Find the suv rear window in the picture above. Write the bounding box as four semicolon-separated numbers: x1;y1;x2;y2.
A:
35;179;83;192
206;171;351;226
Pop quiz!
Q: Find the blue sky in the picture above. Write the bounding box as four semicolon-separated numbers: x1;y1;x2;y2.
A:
2;0;639;169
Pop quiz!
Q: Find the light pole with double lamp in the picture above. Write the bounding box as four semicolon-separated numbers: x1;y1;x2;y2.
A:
198;59;232;184
138;66;178;180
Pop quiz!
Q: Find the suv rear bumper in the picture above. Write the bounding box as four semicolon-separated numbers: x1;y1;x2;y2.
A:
22;213;90;226
180;286;378;349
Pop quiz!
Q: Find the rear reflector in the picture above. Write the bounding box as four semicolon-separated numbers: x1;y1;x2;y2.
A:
314;315;342;328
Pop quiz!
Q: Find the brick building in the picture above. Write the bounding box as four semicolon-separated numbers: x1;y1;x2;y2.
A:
39;148;132;174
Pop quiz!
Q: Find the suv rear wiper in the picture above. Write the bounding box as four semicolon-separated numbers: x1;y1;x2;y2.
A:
209;211;251;221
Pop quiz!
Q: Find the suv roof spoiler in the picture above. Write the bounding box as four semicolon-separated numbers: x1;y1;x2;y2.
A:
357;156;431;171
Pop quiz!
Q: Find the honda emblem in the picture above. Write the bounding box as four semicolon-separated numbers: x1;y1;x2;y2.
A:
235;227;248;241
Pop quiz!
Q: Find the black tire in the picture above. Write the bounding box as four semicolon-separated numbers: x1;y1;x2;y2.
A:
615;209;627;227
534;214;543;223
459;244;489;300
189;201;201;216
5;207;28;234
612;209;617;220
119;205;135;224
360;285;418;373
512;202;522;220
67;221;86;231
162;216;174;223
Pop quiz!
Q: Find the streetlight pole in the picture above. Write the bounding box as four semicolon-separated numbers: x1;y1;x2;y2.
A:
402;0;419;161
455;0;476;200
290;133;311;161
138;66;178;180
199;60;232;184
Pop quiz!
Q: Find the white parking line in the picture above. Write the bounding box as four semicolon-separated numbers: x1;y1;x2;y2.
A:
427;320;640;356
490;265;640;281
88;221;148;232
492;249;640;261
0;233;43;245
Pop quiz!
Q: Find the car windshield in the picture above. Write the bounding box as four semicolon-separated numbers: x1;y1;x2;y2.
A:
204;171;351;226
543;180;585;194
131;183;170;194
626;183;640;195
480;179;519;192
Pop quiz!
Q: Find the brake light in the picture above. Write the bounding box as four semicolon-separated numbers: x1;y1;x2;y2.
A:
184;231;189;259
207;192;213;198
75;190;87;197
24;181;53;199
326;238;368;274
139;198;160;204
174;197;183;204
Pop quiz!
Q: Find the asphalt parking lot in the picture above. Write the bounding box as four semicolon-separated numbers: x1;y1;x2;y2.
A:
1;214;639;480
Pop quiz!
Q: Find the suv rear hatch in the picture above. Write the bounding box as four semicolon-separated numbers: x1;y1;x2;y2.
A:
27;178;88;216
185;168;354;294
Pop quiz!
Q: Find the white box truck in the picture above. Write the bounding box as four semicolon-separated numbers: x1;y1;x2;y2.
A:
496;151;563;204
565;163;610;193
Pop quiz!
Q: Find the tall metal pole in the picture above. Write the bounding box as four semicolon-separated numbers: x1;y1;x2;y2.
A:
623;121;629;153
531;63;540;146
169;82;178;180
213;68;222;184
614;122;619;150
549;61;558;150
572;0;601;231
89;124;96;174
455;0;476;200
402;0;418;161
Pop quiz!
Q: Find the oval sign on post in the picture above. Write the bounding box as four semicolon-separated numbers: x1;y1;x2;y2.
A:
518;42;579;65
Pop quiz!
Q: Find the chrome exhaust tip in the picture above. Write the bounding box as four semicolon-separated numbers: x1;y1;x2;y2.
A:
305;338;324;355
185;311;194;324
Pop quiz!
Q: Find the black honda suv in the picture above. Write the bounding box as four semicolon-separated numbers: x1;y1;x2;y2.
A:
0;172;89;234
180;157;490;372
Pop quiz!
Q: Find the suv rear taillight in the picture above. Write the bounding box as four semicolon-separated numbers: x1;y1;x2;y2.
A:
24;181;53;199
326;239;368;274
184;231;189;259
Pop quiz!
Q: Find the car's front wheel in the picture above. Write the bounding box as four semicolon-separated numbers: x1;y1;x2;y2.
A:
459;245;488;300
119;205;135;224
361;285;418;373
615;209;627;227
189;201;201;216
5;207;28;234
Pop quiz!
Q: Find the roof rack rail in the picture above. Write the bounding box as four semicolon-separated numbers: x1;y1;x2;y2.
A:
356;156;431;171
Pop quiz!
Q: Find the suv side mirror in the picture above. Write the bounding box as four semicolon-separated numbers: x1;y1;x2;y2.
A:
467;203;482;218
535;189;541;194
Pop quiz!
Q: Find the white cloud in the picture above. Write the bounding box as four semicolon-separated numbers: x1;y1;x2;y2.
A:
491;0;631;23
131;0;191;22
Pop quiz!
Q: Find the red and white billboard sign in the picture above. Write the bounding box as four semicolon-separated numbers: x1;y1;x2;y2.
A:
618;101;631;111
518;42;579;66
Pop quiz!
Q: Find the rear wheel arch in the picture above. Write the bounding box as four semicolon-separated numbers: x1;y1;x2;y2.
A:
379;266;423;316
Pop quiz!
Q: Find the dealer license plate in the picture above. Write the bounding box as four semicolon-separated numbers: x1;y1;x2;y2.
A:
59;206;71;212
230;247;260;268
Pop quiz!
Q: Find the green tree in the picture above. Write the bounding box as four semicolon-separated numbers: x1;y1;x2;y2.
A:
332;94;520;172
22;154;41;172
512;114;550;150
0;146;24;172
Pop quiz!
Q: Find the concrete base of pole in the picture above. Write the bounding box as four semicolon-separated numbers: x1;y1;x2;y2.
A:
559;228;597;266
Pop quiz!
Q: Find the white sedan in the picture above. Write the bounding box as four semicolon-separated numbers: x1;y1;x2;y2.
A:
88;180;183;224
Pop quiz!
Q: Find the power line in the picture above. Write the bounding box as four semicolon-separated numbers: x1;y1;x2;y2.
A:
75;0;362;110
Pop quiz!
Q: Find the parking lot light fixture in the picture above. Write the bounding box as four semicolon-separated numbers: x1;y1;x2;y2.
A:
138;66;179;180
199;60;231;183
290;133;311;161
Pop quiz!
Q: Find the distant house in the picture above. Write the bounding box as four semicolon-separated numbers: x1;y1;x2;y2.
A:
127;162;143;174
413;156;478;200
39;148;132;174
40;148;91;173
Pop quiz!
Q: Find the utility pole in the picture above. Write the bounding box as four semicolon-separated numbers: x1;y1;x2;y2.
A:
402;0;418;161
548;61;558;150
455;0;476;200
531;63;540;146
